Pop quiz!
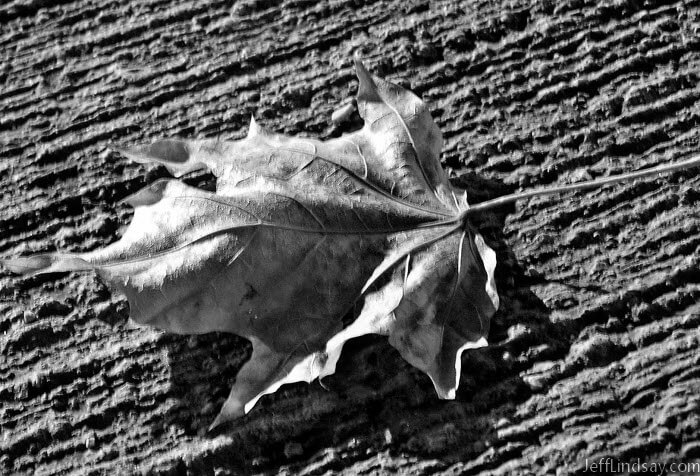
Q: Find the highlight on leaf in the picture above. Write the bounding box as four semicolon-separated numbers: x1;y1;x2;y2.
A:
3;59;700;431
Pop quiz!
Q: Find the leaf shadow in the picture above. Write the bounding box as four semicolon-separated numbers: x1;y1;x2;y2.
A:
155;175;569;473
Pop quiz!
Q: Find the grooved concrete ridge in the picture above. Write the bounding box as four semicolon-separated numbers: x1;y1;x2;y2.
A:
1;0;700;474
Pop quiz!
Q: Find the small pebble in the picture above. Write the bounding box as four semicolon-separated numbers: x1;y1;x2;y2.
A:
187;335;198;349
85;432;97;450
23;309;37;323
384;428;393;445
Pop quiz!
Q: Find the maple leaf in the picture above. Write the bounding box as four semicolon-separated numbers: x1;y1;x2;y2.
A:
2;60;497;429
5;60;699;430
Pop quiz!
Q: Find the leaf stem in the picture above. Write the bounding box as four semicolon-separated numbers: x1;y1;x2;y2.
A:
464;154;700;217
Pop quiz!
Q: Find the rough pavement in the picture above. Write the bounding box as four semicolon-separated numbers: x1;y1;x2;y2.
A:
1;0;700;474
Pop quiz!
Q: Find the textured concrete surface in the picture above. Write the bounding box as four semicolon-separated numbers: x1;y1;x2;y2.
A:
1;0;700;474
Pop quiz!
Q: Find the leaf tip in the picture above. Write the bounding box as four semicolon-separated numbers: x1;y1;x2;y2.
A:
0;254;90;275
207;396;247;432
353;58;379;102
112;141;194;169
0;257;40;275
248;114;260;138
207;413;225;433
120;179;170;207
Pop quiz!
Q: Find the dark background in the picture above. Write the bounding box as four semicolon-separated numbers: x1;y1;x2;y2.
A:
1;0;700;474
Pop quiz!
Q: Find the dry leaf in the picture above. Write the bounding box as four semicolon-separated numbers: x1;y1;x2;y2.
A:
9;59;696;430
3;60;497;428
